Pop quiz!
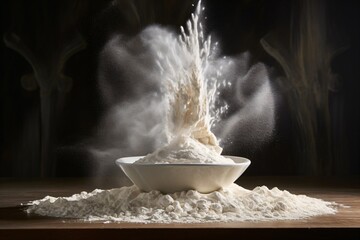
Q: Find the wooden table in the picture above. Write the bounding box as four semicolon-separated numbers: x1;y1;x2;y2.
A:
0;177;359;240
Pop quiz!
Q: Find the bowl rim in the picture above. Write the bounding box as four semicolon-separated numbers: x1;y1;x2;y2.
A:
115;155;251;167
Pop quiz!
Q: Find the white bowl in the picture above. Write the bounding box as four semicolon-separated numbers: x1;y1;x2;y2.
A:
115;156;251;193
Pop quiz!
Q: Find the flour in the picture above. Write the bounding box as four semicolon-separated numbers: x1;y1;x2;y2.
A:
136;136;233;164
26;183;338;223
135;1;230;164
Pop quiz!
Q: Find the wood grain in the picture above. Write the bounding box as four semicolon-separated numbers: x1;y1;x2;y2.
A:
0;177;359;240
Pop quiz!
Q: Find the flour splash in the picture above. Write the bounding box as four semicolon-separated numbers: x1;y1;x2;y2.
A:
91;0;275;172
136;2;232;164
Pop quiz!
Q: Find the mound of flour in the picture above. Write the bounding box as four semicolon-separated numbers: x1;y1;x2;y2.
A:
135;136;234;164
26;183;338;223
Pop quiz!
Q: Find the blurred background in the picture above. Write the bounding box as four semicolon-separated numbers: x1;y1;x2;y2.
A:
1;0;359;179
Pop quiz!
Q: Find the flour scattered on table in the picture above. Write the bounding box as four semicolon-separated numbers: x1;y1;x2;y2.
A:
26;184;338;223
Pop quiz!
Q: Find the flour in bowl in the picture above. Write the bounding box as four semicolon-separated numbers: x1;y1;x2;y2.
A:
135;136;234;164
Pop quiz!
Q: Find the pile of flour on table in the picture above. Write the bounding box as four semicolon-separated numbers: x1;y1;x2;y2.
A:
26;183;338;223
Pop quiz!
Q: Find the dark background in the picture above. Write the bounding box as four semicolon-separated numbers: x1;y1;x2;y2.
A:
1;0;359;178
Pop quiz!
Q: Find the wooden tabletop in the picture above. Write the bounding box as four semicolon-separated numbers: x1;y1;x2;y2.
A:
0;177;359;240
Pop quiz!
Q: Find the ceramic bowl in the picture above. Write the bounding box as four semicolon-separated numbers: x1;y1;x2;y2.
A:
115;156;250;193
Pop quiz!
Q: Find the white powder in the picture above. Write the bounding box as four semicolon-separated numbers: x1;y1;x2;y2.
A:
135;1;231;165
136;136;233;164
26;183;338;223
